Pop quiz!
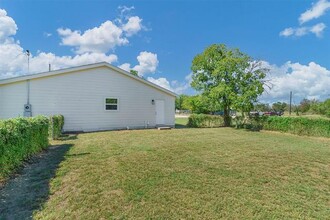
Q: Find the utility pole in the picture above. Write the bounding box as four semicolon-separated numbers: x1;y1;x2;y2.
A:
289;91;292;115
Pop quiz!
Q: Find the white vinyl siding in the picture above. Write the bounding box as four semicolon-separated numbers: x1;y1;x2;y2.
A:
0;66;175;132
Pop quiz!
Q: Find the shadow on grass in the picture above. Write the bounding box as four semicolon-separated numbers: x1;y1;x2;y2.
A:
57;134;78;141
0;144;73;220
175;123;189;129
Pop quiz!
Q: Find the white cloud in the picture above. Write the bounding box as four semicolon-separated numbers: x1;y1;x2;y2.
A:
147;77;172;91
299;0;330;24
43;32;52;37
122;16;143;36
28;52;117;74
310;23;327;36
0;9;17;42
118;5;135;15
170;73;192;94
279;27;294;37
57;21;129;54
147;73;192;94
0;41;25;78
119;51;159;76
260;61;330;102
280;23;326;38
0;7;148;79
281;0;330;38
57;6;143;54
134;51;158;75
0;42;118;79
118;63;131;72
0;9;118;79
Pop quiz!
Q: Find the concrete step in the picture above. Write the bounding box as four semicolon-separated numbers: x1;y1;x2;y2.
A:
157;127;171;130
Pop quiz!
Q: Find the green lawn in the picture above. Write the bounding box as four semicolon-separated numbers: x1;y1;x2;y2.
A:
175;117;188;128
30;127;330;219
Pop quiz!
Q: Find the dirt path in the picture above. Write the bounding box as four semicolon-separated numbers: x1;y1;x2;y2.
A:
0;144;72;220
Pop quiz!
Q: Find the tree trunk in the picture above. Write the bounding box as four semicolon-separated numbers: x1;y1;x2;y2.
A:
223;105;231;127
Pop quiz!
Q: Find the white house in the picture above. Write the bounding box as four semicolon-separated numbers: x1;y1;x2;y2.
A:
0;62;176;132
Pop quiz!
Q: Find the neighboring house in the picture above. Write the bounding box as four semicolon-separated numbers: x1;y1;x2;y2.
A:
0;62;176;132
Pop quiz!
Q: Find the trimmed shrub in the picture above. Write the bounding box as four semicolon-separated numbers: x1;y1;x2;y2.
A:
233;115;267;131
187;114;224;128
0;116;49;180
263;116;330;137
49;115;64;140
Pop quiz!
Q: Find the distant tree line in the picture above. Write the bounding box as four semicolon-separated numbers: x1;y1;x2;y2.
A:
297;98;330;117
176;95;330;118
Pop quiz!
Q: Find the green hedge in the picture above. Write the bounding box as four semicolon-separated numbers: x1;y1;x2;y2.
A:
49;115;64;140
187;114;224;128
0;116;49;180
263;116;330;137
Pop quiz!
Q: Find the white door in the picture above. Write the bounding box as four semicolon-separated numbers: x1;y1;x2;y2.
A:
155;100;165;125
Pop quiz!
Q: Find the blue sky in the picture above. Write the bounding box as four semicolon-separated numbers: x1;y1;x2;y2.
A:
0;0;330;103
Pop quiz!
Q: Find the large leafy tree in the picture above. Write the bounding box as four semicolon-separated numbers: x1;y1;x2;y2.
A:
317;99;330;117
254;103;271;112
298;98;312;113
183;95;221;114
175;95;191;111
191;44;268;126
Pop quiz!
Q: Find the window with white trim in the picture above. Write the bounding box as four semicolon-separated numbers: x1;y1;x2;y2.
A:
105;98;118;111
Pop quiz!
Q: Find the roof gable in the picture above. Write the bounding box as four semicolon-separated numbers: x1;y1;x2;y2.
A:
0;62;177;97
